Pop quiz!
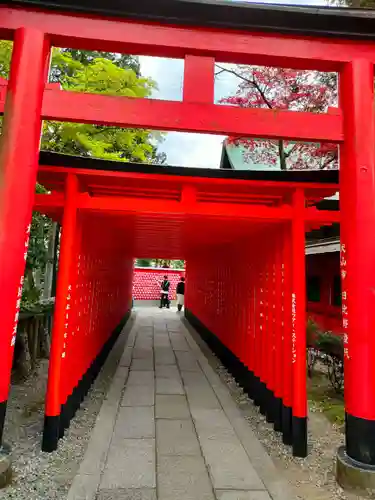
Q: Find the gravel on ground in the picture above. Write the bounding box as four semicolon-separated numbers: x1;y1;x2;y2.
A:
0;320;131;500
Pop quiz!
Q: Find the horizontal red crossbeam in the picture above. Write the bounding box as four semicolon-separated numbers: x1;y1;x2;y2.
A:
0;83;343;142
43;90;343;142
1;6;375;71
33;193;339;223
37;165;339;193
33;193;292;220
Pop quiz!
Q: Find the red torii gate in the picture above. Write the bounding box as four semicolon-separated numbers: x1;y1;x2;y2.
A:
0;0;374;489
34;153;338;457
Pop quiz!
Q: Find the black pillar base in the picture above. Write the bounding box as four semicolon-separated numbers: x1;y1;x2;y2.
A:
292;415;308;458
42;310;131;453
0;400;7;447
346;412;375;465
265;388;276;424
281;404;293;445
273;397;283;432
42;415;60;452
185;309;305;457
259;382;268;416
252;376;261;407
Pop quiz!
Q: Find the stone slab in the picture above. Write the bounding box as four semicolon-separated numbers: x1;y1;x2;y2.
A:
133;348;154;360
155;365;180;379
169;335;190;352
184;385;221;410
121;385;155;407
131;358;154;371
190;409;237;440
156;377;184;395
102;439;156;489
175;351;200;371
154;352;176;365
157;455;214;500
105;368;129;405
215;491;272;500
155;395;190;420
196;429;264;490
97;488;157;500
127;370;155;386
79;402;118;475
67;473;99;500
119;348;133;367
156;419;201;455
114;406;154;439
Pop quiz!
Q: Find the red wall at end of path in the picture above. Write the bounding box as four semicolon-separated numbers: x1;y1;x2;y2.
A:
133;267;185;300
306;252;342;335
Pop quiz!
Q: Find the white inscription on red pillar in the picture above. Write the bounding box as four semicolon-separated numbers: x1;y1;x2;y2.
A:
291;292;297;364
62;284;72;359
10;224;31;347
340;243;349;360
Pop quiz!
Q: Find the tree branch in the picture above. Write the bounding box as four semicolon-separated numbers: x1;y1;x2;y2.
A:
319;154;338;170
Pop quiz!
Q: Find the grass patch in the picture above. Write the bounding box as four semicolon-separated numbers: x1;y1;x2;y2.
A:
308;370;345;427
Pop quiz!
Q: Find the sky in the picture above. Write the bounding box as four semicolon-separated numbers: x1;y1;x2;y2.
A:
139;0;328;169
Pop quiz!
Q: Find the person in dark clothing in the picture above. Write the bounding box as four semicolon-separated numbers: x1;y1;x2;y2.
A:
159;275;170;309
176;276;185;312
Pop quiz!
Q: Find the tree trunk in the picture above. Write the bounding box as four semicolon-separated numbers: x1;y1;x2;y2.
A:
43;221;59;300
12;322;31;380
39;314;51;358
51;223;60;298
278;140;287;170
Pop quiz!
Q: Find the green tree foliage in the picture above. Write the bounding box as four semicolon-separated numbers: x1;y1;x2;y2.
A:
0;40;11;78
1;43;164;162
44;48;163;162
136;259;153;267
136;259;185;269
0;43;166;307
61;49;141;74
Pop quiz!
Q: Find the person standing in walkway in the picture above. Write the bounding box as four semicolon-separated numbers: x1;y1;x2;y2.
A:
159;275;170;309
176;276;185;312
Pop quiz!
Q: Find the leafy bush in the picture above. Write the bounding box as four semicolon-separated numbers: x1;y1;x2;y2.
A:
306;318;321;347
315;331;343;360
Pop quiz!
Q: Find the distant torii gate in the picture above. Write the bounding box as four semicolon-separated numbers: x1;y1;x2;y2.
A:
0;0;374;489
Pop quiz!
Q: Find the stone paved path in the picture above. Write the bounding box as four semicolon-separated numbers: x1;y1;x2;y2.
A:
67;308;294;500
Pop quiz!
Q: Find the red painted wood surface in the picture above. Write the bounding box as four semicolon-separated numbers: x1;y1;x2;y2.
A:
4;3;375;459
0;28;50;412
306;252;342;335
133;268;185;300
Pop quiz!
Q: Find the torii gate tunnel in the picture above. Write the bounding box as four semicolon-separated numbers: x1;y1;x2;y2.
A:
0;0;375;476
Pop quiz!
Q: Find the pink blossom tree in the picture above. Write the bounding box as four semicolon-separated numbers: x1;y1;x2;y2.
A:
217;65;338;170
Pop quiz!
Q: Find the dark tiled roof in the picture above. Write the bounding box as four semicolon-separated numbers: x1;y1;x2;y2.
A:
6;0;375;39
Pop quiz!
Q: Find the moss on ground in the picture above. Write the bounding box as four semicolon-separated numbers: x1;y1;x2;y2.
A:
308;370;345;427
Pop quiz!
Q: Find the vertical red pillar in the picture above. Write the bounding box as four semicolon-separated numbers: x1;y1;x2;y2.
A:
281;226;293;445
339;60;375;467
43;174;78;452
291;189;307;458
273;232;283;432
0;28;50;445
